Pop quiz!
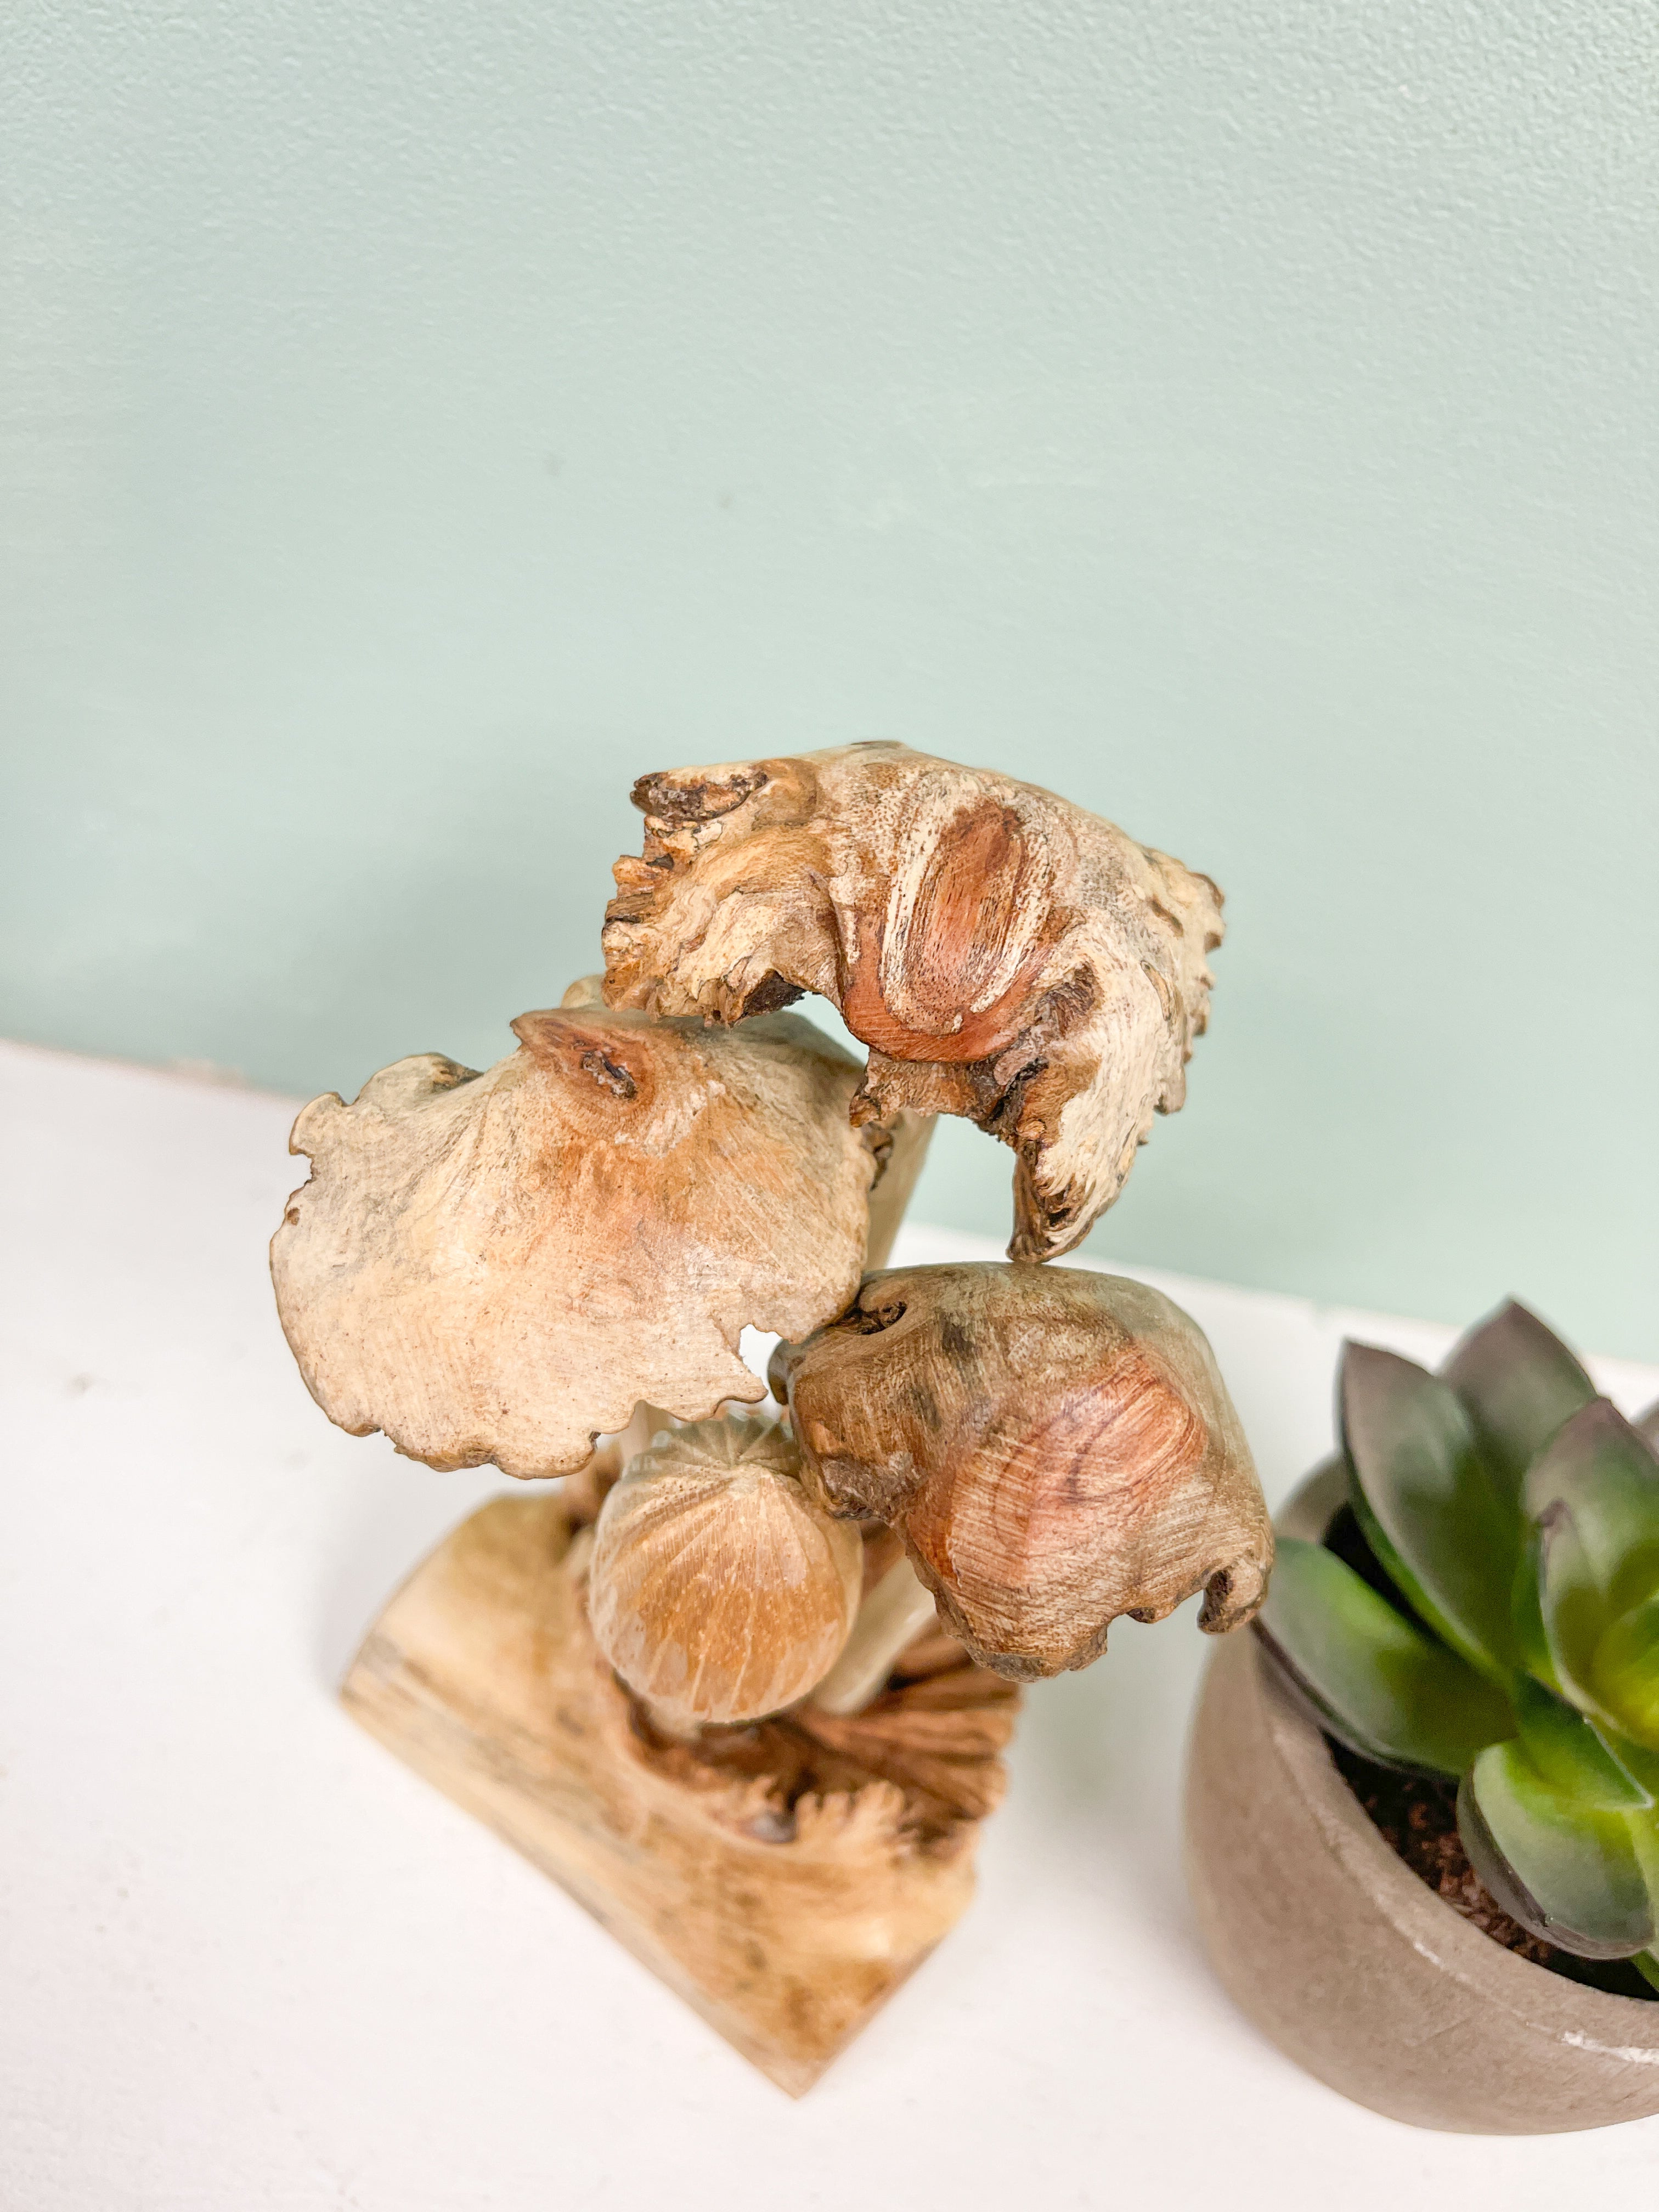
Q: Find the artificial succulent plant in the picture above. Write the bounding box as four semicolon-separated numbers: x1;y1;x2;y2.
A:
1256;1301;1659;1988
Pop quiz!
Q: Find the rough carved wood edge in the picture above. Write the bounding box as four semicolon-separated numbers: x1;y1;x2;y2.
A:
341;1483;1019;2094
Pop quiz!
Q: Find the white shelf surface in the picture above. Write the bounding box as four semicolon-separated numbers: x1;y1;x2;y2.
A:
3;1036;1657;2209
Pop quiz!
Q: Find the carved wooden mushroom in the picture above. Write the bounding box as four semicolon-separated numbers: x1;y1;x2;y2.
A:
588;1414;864;1730
601;742;1222;1261
770;1262;1273;1681
272;999;902;1478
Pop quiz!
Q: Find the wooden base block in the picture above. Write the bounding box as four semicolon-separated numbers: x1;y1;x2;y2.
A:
342;1492;1018;2094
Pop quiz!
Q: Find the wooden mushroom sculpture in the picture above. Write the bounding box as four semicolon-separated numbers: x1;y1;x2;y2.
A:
286;748;1269;2098
588;1414;864;1730
272;996;902;1477
770;1262;1273;1681
601;741;1222;1260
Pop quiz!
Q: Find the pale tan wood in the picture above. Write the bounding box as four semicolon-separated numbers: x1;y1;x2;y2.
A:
601;743;1222;1260
587;1413;862;1729
272;1000;900;1479
810;1555;941;1716
342;1489;1018;2095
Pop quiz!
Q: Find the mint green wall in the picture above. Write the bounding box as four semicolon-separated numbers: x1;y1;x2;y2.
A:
5;5;1656;1357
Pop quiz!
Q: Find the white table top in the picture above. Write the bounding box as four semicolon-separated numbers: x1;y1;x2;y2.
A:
4;1037;1656;2208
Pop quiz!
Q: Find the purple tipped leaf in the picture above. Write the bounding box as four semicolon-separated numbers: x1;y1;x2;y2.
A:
1255;1538;1514;1776
1341;1344;1519;1681
1459;1742;1655;1960
1441;1300;1596;1504
1637;1400;1659;1452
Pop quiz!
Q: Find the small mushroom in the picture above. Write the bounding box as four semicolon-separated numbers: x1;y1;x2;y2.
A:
272;998;898;1478
601;742;1222;1261
587;1414;864;1729
770;1262;1273;1682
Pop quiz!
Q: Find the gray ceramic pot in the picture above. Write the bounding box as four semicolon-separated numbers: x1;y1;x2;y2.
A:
1183;1465;1659;2134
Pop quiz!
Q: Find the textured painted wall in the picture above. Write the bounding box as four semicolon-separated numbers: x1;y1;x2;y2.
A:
4;3;1656;1355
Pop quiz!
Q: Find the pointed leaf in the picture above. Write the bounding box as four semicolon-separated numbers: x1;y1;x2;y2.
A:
1638;1400;1659;1451
1255;1537;1514;1776
1510;1674;1651;1809
1525;1400;1659;1623
1341;1344;1518;1679
1636;1951;1659;1995
1592;1594;1659;1753
1459;1742;1655;1959
1536;1502;1624;1734
1590;1720;1659;1805
1441;1300;1596;1504
1511;1530;1559;1690
1534;1517;1659;1765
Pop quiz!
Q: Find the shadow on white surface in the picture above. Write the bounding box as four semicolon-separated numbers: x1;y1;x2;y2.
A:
310;1455;511;1693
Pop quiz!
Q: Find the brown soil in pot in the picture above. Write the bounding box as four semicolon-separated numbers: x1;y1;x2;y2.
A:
1328;1741;1657;2001
1318;1502;1657;2006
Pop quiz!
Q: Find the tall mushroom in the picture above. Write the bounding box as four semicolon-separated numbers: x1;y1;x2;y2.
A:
272;997;909;1478
601;742;1222;1261
770;1262;1273;1682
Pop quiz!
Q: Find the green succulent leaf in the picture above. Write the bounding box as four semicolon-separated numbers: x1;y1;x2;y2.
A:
1522;1523;1659;1790
1589;1722;1659;1806
1441;1300;1597;1506
1525;1400;1659;1621
1637;1400;1659;1452
1511;1532;1559;1690
1510;1673;1651;1810
1528;1403;1659;1749
1593;1595;1659;1753
1637;1950;1659;1995
1255;1537;1514;1776
1341;1344;1519;1681
1535;1503;1624;1731
1458;1741;1656;1960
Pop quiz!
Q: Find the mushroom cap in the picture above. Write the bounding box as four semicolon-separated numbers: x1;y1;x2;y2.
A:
601;742;1222;1261
771;1262;1273;1681
271;1002;884;1477
588;1415;864;1728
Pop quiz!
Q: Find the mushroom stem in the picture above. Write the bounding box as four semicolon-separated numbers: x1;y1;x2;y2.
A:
862;1109;934;1271
808;1554;940;1716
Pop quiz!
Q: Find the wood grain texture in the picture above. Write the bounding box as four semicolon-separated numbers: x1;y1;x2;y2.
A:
588;1414;862;1729
272;1000;895;1477
771;1262;1273;1681
342;1489;1017;2094
600;742;1223;1260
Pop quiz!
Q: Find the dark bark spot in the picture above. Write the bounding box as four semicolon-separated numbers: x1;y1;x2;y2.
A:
936;1312;974;1365
740;972;805;1017
847;1294;907;1335
579;1048;637;1099
904;1379;942;1432
630;769;767;825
